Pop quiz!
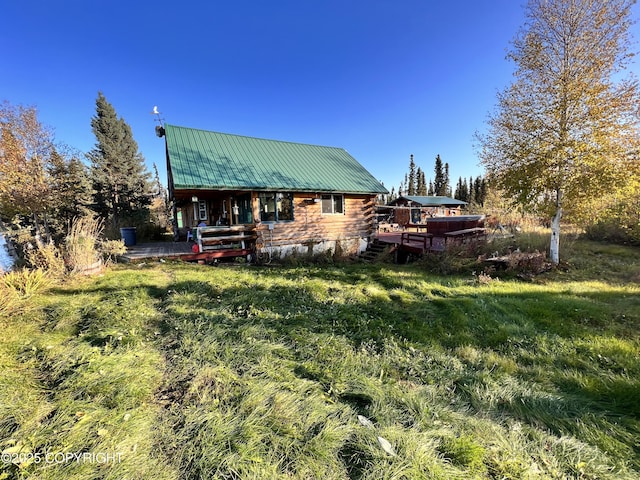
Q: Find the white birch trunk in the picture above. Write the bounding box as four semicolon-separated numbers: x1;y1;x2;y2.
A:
550;206;562;265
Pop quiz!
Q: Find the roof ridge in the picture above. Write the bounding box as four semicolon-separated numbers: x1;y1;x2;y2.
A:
165;123;346;152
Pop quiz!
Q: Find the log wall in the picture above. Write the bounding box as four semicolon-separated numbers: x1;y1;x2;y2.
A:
253;193;377;255
174;191;378;256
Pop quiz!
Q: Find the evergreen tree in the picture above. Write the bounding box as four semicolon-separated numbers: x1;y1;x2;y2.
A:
407;155;417;195
88;92;152;231
444;162;451;196
433;155;447;196
475;176;487;206
428;180;434;196
454;176;468;202
47;150;94;237
416;167;427;196
468;176;476;205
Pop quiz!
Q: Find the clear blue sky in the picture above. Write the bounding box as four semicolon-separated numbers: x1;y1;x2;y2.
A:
3;1;636;194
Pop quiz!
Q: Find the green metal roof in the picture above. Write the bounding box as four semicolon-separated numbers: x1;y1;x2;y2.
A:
389;196;468;206
165;124;388;194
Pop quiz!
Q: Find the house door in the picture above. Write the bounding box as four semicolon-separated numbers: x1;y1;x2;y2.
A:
236;193;253;224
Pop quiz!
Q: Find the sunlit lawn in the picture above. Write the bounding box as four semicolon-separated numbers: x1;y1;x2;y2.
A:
1;238;639;479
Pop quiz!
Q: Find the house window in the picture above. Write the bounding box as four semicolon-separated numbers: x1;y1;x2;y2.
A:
259;192;294;222
321;194;344;214
198;200;208;221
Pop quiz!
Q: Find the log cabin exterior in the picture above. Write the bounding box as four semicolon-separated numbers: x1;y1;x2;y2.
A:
163;124;388;260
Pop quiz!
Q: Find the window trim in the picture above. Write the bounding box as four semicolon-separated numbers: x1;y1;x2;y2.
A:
321;194;344;215
259;191;294;223
197;200;208;221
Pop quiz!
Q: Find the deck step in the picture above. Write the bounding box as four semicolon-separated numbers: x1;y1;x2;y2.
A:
359;240;388;262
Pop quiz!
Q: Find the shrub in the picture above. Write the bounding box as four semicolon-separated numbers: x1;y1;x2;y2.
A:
99;239;127;265
24;242;66;278
582;192;640;246
585;217;640;246
505;250;551;275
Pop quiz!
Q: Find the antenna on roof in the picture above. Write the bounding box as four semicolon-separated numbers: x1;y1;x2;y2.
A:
151;105;165;137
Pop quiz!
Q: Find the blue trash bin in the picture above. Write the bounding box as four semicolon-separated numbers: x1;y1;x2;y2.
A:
120;227;137;246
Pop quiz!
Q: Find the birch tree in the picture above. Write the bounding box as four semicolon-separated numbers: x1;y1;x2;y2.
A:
477;0;640;264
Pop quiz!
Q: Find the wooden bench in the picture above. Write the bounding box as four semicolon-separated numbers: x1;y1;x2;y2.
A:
444;227;487;245
196;226;256;253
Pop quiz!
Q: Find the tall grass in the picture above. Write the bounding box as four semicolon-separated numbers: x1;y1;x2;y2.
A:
64;216;103;273
2;268;51;296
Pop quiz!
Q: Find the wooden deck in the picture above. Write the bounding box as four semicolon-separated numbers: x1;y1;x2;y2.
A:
375;232;444;252
375;227;485;258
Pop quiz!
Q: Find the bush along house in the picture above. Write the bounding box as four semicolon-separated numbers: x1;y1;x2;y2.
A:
161;124;388;261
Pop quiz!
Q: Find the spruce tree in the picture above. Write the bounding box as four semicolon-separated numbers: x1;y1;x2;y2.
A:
416;167;427;196
468;176;476;205
444;163;451;196
47;150;93;237
88;92;152;231
433;155;447;196
454;176;468;201
473;176;487;206
407;155;417;195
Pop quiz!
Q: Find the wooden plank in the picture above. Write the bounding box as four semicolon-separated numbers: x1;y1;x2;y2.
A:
199;225;253;233
180;248;253;261
444;227;486;236
200;234;256;245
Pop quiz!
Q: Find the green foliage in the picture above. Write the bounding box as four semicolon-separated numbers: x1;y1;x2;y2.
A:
0;101;98;246
433;154;448;196
87;92;152;230
46;151;93;238
584;195;640;246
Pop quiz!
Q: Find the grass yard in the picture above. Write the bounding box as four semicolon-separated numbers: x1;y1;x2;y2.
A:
1;238;639;479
